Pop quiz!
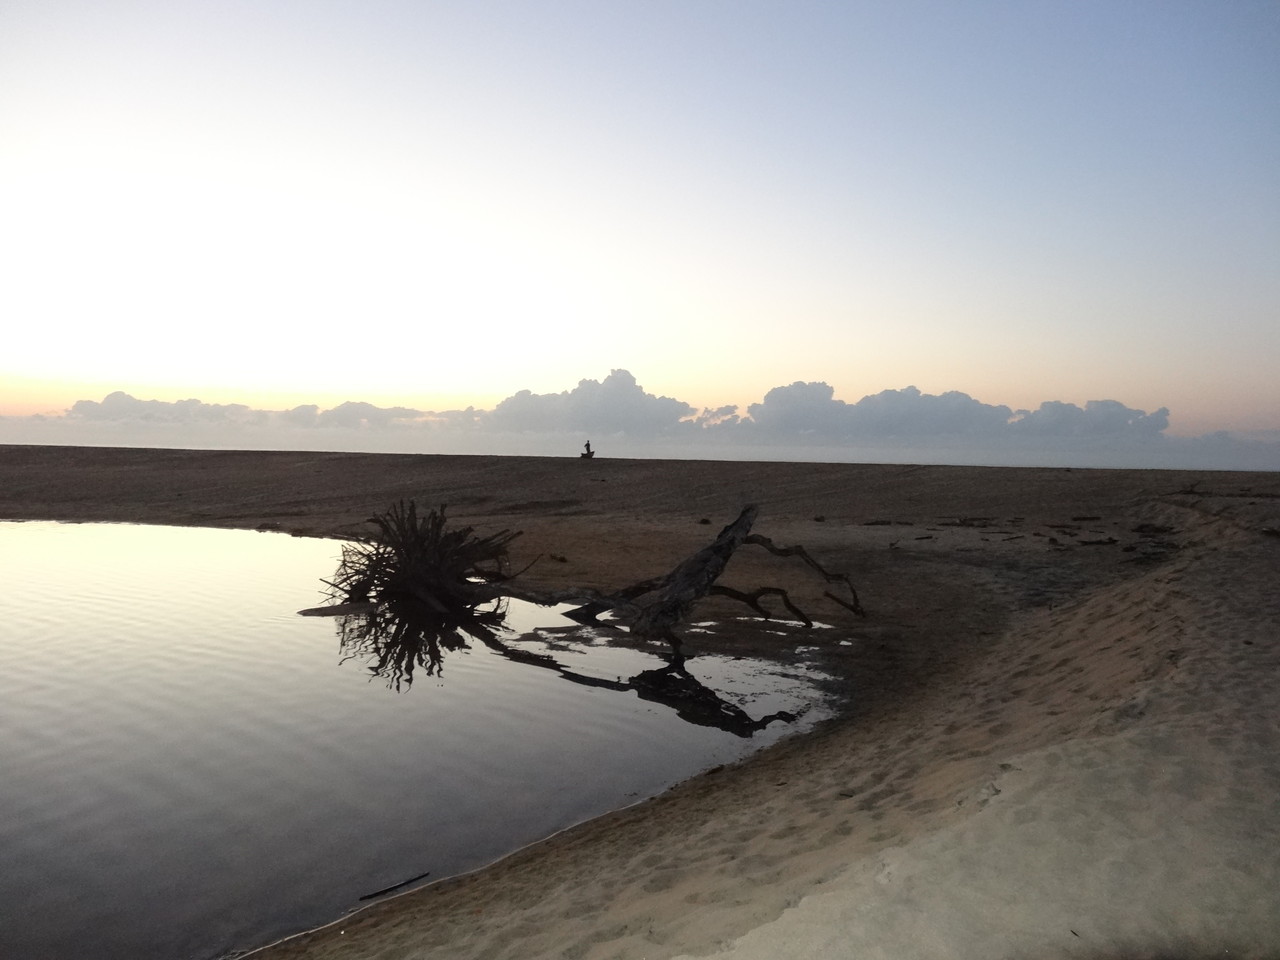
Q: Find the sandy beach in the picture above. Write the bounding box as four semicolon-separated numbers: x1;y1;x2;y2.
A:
2;444;1278;959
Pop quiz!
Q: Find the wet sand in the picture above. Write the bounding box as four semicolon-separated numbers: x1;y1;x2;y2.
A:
2;444;1278;958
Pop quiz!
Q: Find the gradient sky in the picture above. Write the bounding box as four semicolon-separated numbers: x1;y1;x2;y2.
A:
3;1;1277;435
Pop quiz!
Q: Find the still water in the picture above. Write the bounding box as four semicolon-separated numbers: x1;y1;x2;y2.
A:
0;522;834;960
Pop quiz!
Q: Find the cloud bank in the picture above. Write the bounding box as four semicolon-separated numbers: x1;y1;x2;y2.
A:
2;371;1276;471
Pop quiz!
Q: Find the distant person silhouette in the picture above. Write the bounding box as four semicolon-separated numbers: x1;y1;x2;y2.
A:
580;441;595;459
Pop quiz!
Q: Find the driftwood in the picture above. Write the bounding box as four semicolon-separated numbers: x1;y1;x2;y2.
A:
305;503;865;733
320;502;863;646
525;505;862;640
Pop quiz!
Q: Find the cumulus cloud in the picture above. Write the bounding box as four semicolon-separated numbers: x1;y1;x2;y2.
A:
428;407;484;430
69;391;262;424
65;392;425;430
487;369;694;436
41;379;1174;445
1010;400;1170;437
848;387;1014;437
744;384;1014;438
4;373;1276;470
316;401;423;428
744;381;846;435
280;404;320;427
693;404;741;428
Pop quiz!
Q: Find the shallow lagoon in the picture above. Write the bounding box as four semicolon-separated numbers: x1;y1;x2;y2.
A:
0;522;835;960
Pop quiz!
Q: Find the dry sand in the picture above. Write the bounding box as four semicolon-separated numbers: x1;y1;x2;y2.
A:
2;445;1278;959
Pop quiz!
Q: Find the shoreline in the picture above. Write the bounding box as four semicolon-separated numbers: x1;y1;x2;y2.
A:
3;445;1278;958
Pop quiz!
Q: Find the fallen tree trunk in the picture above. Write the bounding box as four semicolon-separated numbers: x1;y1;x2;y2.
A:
629;504;761;638
321;502;862;643
498;504;863;639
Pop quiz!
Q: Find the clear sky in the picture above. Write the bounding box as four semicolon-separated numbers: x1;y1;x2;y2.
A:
3;1;1277;435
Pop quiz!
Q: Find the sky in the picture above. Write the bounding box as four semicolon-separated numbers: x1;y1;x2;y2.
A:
2;1;1278;443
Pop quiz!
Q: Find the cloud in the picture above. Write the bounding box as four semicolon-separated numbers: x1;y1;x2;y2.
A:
281;404;320;427
66;392;426;430
487;369;694;436
849;387;1014;437
34;378;1175;445
1010;400;1170;437
744;384;1014;438
4;373;1277;470
693;404;741;428
743;381;846;436
69;391;262;424
315;401;423;429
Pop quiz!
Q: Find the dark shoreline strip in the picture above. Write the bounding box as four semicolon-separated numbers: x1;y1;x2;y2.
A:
358;871;432;901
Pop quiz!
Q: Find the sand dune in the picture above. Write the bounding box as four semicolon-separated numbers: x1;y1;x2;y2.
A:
1;445;1277;958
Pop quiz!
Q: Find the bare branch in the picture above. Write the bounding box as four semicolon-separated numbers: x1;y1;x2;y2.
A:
708;584;814;627
744;533;865;617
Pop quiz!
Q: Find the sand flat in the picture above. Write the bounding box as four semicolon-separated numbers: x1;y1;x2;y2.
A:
2;444;1277;958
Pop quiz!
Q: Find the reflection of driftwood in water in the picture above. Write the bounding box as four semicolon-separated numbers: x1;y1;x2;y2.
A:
322;501;862;647
473;632;796;738
325;601;796;736
629;660;796;736
333;601;506;691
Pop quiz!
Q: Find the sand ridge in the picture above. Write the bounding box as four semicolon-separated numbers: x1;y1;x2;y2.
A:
1;445;1277;958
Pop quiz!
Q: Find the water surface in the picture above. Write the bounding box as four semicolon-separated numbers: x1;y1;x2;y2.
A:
0;522;833;959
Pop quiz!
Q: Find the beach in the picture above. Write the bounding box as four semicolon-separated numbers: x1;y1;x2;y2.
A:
2;444;1278;959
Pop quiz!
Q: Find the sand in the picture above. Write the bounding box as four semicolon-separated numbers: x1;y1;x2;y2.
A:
2;445;1278;958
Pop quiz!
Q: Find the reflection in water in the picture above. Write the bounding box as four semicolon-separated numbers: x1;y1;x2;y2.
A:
331;600;798;737
627;661;796;736
334;598;508;691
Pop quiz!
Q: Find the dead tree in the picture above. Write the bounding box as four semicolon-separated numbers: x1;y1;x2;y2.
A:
315;501;863;644
515;505;864;640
